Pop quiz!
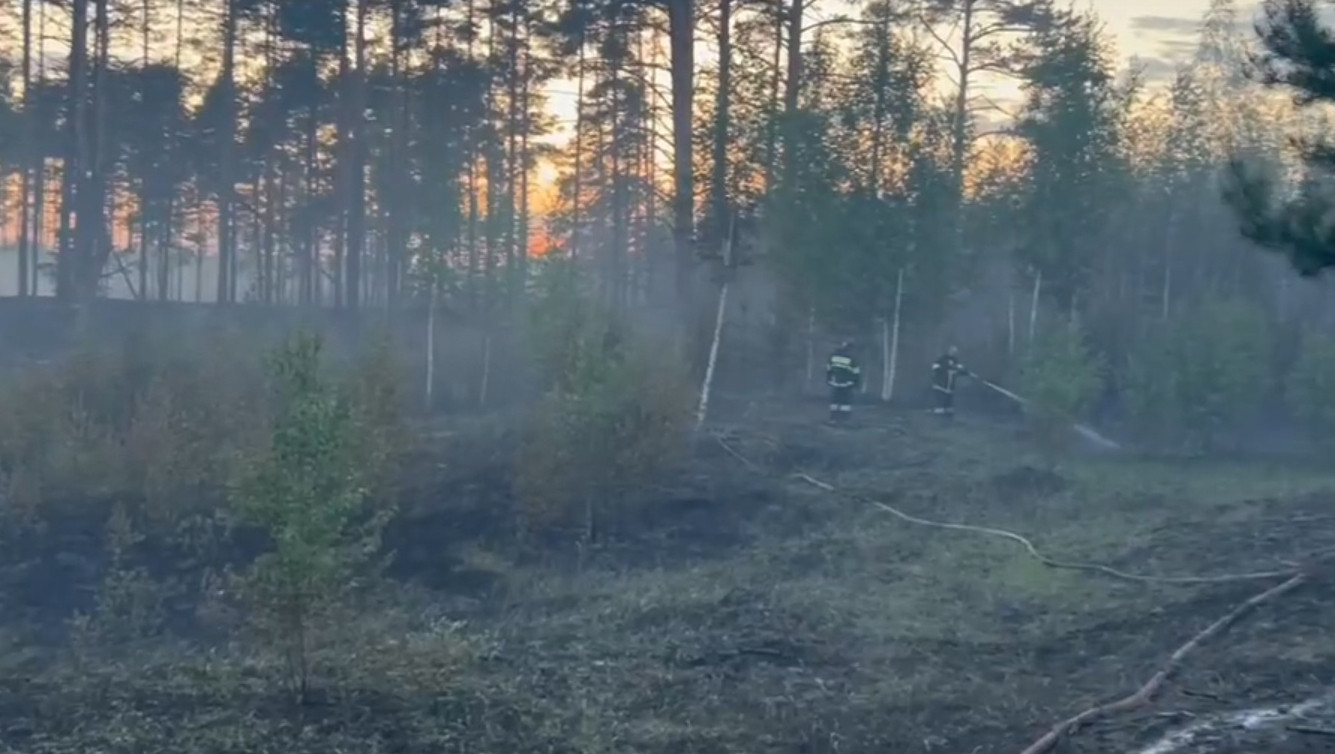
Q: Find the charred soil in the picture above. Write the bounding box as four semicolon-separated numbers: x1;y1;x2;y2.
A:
2;400;1334;753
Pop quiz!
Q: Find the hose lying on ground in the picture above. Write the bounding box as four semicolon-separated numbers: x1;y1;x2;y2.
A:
1016;572;1308;754
792;472;1299;585
785;469;1318;754
711;434;1321;753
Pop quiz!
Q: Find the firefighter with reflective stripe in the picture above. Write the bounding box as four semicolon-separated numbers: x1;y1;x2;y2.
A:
931;345;972;417
826;341;861;422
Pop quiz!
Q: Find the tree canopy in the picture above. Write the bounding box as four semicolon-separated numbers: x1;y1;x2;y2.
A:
0;0;1327;363
1227;0;1335;277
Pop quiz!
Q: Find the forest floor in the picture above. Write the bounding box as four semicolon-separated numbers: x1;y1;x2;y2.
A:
3;399;1335;753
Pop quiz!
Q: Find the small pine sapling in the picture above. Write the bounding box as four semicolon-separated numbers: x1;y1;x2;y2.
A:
230;333;391;704
1019;318;1104;461
1125;296;1269;451
516;263;692;547
1286;330;1335;458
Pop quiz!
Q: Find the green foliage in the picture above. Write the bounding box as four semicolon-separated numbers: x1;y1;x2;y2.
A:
526;258;609;393
230;333;391;702
0;330;268;522
1285;330;1335;456
0;322;409;529
68;504;172;655
343;333;412;497
1019;318;1104;457
517;261;692;544
1016;6;1134;310
1125;296;1270;450
1228;0;1335;276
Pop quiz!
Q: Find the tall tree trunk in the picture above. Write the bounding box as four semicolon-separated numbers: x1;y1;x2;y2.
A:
644;29;658;300
17;0;32;296
137;0;152;300
71;0;112;300
194;204;204;301
666;0;695;304
245;193;259;301
868;18;887;196
31;0;46;295
781;0;804;186
160;0;185;300
260;14;278;303
570;33;585;260
333;0;366;308
381;5;396;307
216;0;238;304
633;26;650;302
709;0;731;238
302;104;318;304
949;1;974;263
281;168;295;303
951;1;973;198
263;163;277;303
56;0;88;299
387;4;411;308
346;0;368;309
482;10;500;314
505;0;522;305
464;0;481;304
137;210;150;298
609;35;626;309
334;15;351;308
518;9;531;286
763;4;782;189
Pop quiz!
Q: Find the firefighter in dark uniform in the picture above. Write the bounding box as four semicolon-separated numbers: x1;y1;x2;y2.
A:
931;345;972;416
826;341;862;422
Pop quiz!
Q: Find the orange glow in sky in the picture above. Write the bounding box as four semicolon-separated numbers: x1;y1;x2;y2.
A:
0;0;1244;254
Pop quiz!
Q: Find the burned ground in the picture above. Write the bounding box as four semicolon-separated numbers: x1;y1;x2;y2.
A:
2;400;1334;753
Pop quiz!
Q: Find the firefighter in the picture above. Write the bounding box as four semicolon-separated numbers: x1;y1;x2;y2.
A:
826;341;862;422
930;345;972;417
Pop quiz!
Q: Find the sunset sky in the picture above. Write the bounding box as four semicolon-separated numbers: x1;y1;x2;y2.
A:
530;0;1253;187
0;0;1263;249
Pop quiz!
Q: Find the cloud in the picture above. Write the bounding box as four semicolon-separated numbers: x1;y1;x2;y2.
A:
1126;5;1264;69
1129;15;1204;36
1153;38;1198;60
1129;3;1265;40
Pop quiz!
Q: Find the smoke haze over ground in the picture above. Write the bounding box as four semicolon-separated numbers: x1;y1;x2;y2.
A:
3;0;1335;752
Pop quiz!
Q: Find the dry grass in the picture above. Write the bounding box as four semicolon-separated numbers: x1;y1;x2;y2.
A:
428;411;1335;752
4;406;1335;753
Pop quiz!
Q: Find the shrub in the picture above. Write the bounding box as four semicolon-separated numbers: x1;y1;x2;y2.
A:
525;257;606;393
1124;295;1270;451
0;349;134;507
0;328;268;523
68;503;172;652
1122;329;1176;442
123;330;270;524
0;321;410;526
229;333;393;703
343;332;413;498
1286;330;1335;456
1019;317;1104;458
515;261;693;544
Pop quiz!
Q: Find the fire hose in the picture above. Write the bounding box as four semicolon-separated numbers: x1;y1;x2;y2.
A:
975;376;1121;450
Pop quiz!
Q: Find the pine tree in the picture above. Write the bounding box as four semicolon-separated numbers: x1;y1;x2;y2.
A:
1227;0;1335;276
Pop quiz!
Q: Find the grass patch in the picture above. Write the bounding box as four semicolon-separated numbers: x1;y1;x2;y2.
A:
4;405;1335;754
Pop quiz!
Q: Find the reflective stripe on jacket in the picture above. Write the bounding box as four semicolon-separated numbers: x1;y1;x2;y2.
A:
827;354;860;388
